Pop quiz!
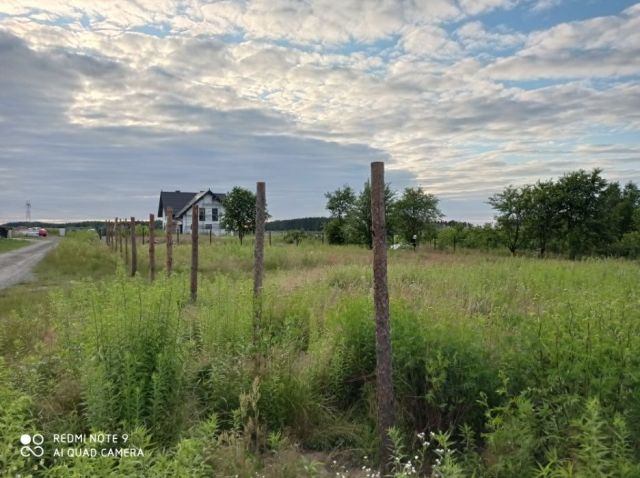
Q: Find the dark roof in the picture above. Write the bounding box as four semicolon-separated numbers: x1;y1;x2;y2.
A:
158;191;197;218
175;190;227;218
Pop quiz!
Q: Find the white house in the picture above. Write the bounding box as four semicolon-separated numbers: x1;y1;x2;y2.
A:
157;189;227;235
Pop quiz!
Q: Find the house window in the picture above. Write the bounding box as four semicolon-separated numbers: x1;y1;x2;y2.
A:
212;208;219;221
199;207;206;222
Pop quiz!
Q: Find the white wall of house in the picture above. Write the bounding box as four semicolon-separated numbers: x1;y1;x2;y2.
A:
179;195;226;235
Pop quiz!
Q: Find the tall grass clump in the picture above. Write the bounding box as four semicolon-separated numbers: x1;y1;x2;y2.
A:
53;270;191;446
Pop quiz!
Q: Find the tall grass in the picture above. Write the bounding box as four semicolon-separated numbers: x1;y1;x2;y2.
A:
1;234;639;475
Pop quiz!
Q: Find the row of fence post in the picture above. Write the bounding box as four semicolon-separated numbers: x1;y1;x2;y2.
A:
103;183;267;309
102;164;392;474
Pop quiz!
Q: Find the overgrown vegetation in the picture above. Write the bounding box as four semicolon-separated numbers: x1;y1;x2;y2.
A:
1;231;640;476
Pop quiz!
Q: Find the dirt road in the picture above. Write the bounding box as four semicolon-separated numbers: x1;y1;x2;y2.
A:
0;238;60;290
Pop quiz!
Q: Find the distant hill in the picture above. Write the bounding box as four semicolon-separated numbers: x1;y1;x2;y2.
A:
266;217;328;232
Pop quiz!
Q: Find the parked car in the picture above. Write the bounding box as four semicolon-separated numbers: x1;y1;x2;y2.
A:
38;228;48;237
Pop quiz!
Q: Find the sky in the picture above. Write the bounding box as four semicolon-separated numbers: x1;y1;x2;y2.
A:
0;0;639;223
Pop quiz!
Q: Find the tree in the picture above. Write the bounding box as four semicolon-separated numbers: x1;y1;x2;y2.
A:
393;187;442;246
522;181;561;258
325;186;356;222
346;181;395;249
324;186;356;244
489;186;527;256
221;187;257;245
437;224;467;252
555;169;608;259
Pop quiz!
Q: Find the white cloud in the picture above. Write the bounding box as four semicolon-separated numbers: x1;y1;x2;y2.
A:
456;21;524;51
0;1;638;221
486;4;640;79
530;0;563;12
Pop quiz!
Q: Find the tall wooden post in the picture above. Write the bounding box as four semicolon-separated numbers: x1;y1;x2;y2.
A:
371;161;394;474
253;182;266;360
209;228;212;244
166;207;173;276
130;217;137;277
269;230;272;246
119;219;124;255
142;228;145;245
125;225;129;263
115;218;120;253
149;214;155;281
191;206;199;302
177;228;180;244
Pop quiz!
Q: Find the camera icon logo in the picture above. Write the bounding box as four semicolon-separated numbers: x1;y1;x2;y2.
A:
20;434;44;457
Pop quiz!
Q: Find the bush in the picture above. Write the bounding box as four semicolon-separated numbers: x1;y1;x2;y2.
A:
324;219;347;245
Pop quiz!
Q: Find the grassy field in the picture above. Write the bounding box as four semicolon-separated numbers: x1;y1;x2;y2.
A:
0;238;31;254
1;232;639;477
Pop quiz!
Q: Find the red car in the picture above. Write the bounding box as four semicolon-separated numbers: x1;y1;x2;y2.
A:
38;228;48;237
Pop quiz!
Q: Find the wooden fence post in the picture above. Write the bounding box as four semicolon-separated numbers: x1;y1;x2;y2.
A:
209;228;212;244
166;207;173;276
191;205;199;302
371;161;395;474
253;182;266;365
115;218;120;254
149;213;155;281
142;228;145;245
125;224;129;263
269;230;272;246
130;217;137;277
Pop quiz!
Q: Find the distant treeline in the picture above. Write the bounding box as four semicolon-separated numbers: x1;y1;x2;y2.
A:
323;169;640;259
266;217;328;231
2;221;104;229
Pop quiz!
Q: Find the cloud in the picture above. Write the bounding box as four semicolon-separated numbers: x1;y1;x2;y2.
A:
530;0;563;12
486;4;640;79
0;1;639;223
456;21;524;51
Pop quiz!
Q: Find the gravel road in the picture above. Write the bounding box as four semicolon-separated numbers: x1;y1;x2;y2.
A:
0;238;60;290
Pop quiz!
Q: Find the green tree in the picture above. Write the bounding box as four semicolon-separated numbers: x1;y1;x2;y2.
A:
489;186;527;256
324;186;356;244
522;181;561;258
437;224;467;252
555;169;609;259
221;187;257;245
346;181;395;249
393;187;442;246
325;186;356;222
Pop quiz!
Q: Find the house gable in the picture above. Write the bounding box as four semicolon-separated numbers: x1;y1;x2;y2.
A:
158;191;197;218
175;190;226;219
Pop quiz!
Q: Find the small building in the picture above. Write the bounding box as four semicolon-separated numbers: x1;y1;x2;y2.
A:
157;189;227;235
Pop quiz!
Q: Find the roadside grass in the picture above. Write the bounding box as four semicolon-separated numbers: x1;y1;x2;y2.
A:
0;238;32;253
1;233;640;476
